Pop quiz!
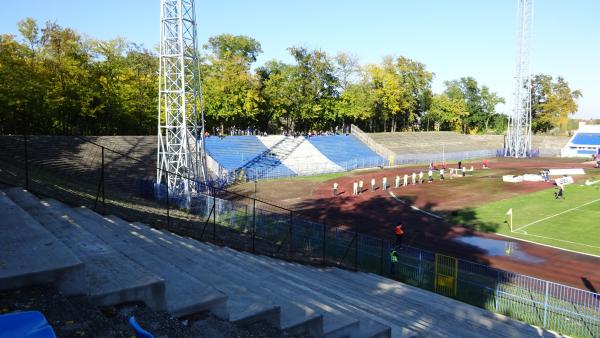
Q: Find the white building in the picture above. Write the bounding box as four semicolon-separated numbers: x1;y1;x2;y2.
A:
561;122;600;157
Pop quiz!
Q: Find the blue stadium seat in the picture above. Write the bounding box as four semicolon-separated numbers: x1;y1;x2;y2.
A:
308;135;384;166
204;136;295;180
0;311;56;338
571;133;600;145
129;316;154;338
204;136;268;170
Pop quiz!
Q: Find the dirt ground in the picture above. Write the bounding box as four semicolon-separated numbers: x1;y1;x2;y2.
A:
230;158;600;291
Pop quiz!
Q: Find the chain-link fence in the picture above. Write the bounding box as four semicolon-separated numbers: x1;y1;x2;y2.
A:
0;135;598;338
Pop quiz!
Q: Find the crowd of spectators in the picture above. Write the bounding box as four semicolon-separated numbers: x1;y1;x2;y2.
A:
203;125;351;139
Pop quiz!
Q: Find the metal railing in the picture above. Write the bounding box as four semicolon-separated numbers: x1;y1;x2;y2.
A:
0;134;598;338
394;149;498;165
350;124;396;161
218;155;387;184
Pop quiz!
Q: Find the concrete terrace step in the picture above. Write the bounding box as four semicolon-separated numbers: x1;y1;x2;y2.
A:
334;268;559;338
59;205;228;318
0;191;83;294
116;219;326;337
118;218;365;337
3;188;166;310
220;248;396;338
95;214;286;325
121;220;378;338
254;254;559;338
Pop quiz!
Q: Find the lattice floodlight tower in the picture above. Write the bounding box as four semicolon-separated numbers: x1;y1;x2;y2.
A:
505;0;533;158
157;0;207;197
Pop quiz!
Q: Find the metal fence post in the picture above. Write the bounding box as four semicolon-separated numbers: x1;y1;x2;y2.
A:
543;281;549;328
379;238;384;274
24;134;29;190
354;232;358;271
252;198;256;253
93;146;105;210
322;222;327;265
289;211;293;257
166;171;170;228
495;270;500;312
101;146;105;206
213;186;216;241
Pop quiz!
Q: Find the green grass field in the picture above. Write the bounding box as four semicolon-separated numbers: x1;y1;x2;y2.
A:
465;183;600;256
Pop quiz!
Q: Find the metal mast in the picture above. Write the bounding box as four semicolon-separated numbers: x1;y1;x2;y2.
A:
505;0;533;158
157;0;207;196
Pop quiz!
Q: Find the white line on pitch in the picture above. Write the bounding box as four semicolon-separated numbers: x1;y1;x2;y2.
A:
388;191;443;219
519;232;600;250
495;232;600;259
511;197;600;233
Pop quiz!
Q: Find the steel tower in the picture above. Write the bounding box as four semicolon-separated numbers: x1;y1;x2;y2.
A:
157;0;207;196
505;0;533;158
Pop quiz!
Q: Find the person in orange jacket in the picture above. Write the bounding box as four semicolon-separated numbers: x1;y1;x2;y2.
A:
394;224;405;248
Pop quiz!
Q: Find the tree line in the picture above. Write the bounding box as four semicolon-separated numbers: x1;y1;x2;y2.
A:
0;18;582;136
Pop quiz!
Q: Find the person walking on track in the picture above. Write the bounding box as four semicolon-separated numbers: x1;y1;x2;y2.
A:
382;176;388;191
358;179;364;195
371;178;376;192
395;175;400;188
352;180;358;196
332;182;338;196
403;174;408;187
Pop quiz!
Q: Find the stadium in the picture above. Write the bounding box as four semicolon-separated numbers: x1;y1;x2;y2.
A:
1;127;599;337
1;1;600;338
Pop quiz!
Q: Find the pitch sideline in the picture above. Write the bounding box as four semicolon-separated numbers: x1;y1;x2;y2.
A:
496;232;600;259
511;197;600;233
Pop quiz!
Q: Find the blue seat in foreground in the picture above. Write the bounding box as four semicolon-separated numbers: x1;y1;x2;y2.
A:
0;311;56;338
129;316;154;338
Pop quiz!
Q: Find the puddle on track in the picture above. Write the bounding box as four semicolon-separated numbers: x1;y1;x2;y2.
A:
454;236;545;264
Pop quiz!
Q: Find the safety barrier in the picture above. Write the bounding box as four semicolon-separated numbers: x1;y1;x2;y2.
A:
0;134;598;338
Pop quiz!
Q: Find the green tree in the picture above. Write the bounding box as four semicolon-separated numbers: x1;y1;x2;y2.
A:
335;80;376;125
205;34;262;64
202;34;262;133
286;47;339;131
530;74;582;134
366;60;407;132
444;77;504;133
394;56;433;131
426;94;469;131
256;60;302;132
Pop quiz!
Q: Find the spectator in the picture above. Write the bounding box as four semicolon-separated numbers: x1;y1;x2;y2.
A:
395;224;405;248
390;249;398;275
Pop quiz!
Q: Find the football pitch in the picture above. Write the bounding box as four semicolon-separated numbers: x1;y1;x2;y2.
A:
469;182;600;256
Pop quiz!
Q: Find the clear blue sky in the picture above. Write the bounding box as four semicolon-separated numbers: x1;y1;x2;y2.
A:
2;0;599;118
